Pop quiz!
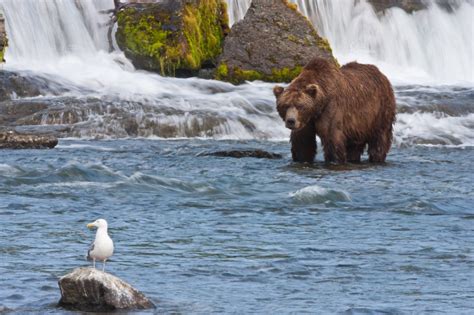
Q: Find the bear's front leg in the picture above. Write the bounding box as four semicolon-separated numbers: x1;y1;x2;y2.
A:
323;131;347;164
290;120;316;163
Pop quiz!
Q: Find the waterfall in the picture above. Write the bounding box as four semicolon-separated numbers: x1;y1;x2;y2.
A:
0;0;472;144
226;0;474;85
0;0;112;65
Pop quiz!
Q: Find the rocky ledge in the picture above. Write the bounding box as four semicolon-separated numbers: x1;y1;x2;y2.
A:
0;131;58;149
58;267;155;312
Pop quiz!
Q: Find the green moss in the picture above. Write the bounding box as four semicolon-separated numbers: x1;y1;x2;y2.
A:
216;64;302;84
116;1;229;76
234;68;264;82
317;37;332;54
0;34;7;63
215;63;228;80
182;0;229;70
269;66;302;82
287;34;299;43
283;0;298;11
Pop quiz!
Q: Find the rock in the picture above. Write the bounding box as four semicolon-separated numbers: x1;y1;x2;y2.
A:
0;12;7;63
0;131;58;149
368;0;425;13
368;0;460;13
215;0;336;84
58;267;155;312
202;149;282;159
115;0;229;76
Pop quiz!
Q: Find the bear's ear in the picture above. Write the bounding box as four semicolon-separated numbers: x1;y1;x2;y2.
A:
273;85;284;98
305;84;320;98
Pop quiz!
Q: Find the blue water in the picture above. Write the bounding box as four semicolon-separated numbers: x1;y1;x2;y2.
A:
1;139;473;314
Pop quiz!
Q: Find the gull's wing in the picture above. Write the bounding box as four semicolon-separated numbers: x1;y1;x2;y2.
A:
86;242;95;261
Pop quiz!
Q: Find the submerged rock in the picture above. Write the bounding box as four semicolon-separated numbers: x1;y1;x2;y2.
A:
58;267;154;312
0;12;6;62
0;131;58;149
115;0;229;76
215;0;336;84
203;149;282;159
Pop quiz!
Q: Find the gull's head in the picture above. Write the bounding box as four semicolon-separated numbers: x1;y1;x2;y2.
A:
87;218;108;230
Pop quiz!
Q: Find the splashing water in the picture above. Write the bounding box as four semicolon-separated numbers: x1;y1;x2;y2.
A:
228;0;474;85
0;0;472;145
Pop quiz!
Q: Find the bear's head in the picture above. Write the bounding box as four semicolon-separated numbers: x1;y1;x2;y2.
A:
273;83;325;130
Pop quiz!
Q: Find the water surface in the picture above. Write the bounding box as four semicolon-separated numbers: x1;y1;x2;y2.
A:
1;140;473;314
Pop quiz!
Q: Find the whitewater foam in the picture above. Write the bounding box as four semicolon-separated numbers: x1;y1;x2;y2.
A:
0;0;472;145
290;185;351;204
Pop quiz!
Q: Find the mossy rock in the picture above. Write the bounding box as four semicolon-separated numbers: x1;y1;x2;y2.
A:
115;0;229;76
0;13;6;63
215;0;337;84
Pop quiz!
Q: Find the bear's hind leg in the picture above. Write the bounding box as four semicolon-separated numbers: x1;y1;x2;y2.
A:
346;143;365;163
290;121;316;163
368;127;392;163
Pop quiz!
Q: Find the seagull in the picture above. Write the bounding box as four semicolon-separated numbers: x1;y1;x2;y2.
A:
87;219;114;272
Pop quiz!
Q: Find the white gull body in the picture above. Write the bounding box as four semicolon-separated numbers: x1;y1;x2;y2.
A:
87;219;114;271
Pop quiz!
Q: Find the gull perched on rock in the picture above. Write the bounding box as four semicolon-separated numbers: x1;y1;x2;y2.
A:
87;219;114;272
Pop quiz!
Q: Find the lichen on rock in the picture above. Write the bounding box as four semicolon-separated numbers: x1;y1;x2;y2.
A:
215;0;337;84
115;0;229;76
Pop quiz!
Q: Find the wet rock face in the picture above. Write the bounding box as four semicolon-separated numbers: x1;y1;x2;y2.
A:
58;267;155;312
0;13;7;62
368;0;426;13
0;71;44;102
0;131;58;149
115;0;229;76
368;0;460;13
215;0;336;84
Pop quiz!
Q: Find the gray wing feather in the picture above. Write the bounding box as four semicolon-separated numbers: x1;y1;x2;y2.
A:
86;242;95;260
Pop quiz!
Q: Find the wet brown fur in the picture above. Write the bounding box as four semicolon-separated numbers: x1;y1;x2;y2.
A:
274;57;396;164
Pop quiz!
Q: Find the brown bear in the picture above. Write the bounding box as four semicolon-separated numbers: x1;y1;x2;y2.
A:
274;57;396;164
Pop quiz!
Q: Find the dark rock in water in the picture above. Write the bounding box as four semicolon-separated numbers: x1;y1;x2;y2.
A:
0;13;7;63
115;0;229;76
368;0;460;13
58;267;155;312
215;0;336;84
203;149;282;159
0;71;42;102
368;0;426;13
0;131;58;149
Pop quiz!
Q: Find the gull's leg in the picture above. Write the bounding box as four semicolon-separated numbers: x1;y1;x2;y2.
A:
93;258;96;269
103;259;106;272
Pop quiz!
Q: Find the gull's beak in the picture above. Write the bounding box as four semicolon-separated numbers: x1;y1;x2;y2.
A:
87;223;95;229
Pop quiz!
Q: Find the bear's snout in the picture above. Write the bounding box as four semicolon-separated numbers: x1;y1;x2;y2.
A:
286;118;296;129
285;107;300;130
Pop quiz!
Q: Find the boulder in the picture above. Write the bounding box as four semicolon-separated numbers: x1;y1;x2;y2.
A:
58;267;155;312
0;71;43;102
0;12;7;62
368;0;460;13
215;0;336;84
115;0;229;76
0;131;58;149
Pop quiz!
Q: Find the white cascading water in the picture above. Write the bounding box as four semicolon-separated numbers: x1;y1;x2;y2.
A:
230;0;474;85
0;0;472;145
